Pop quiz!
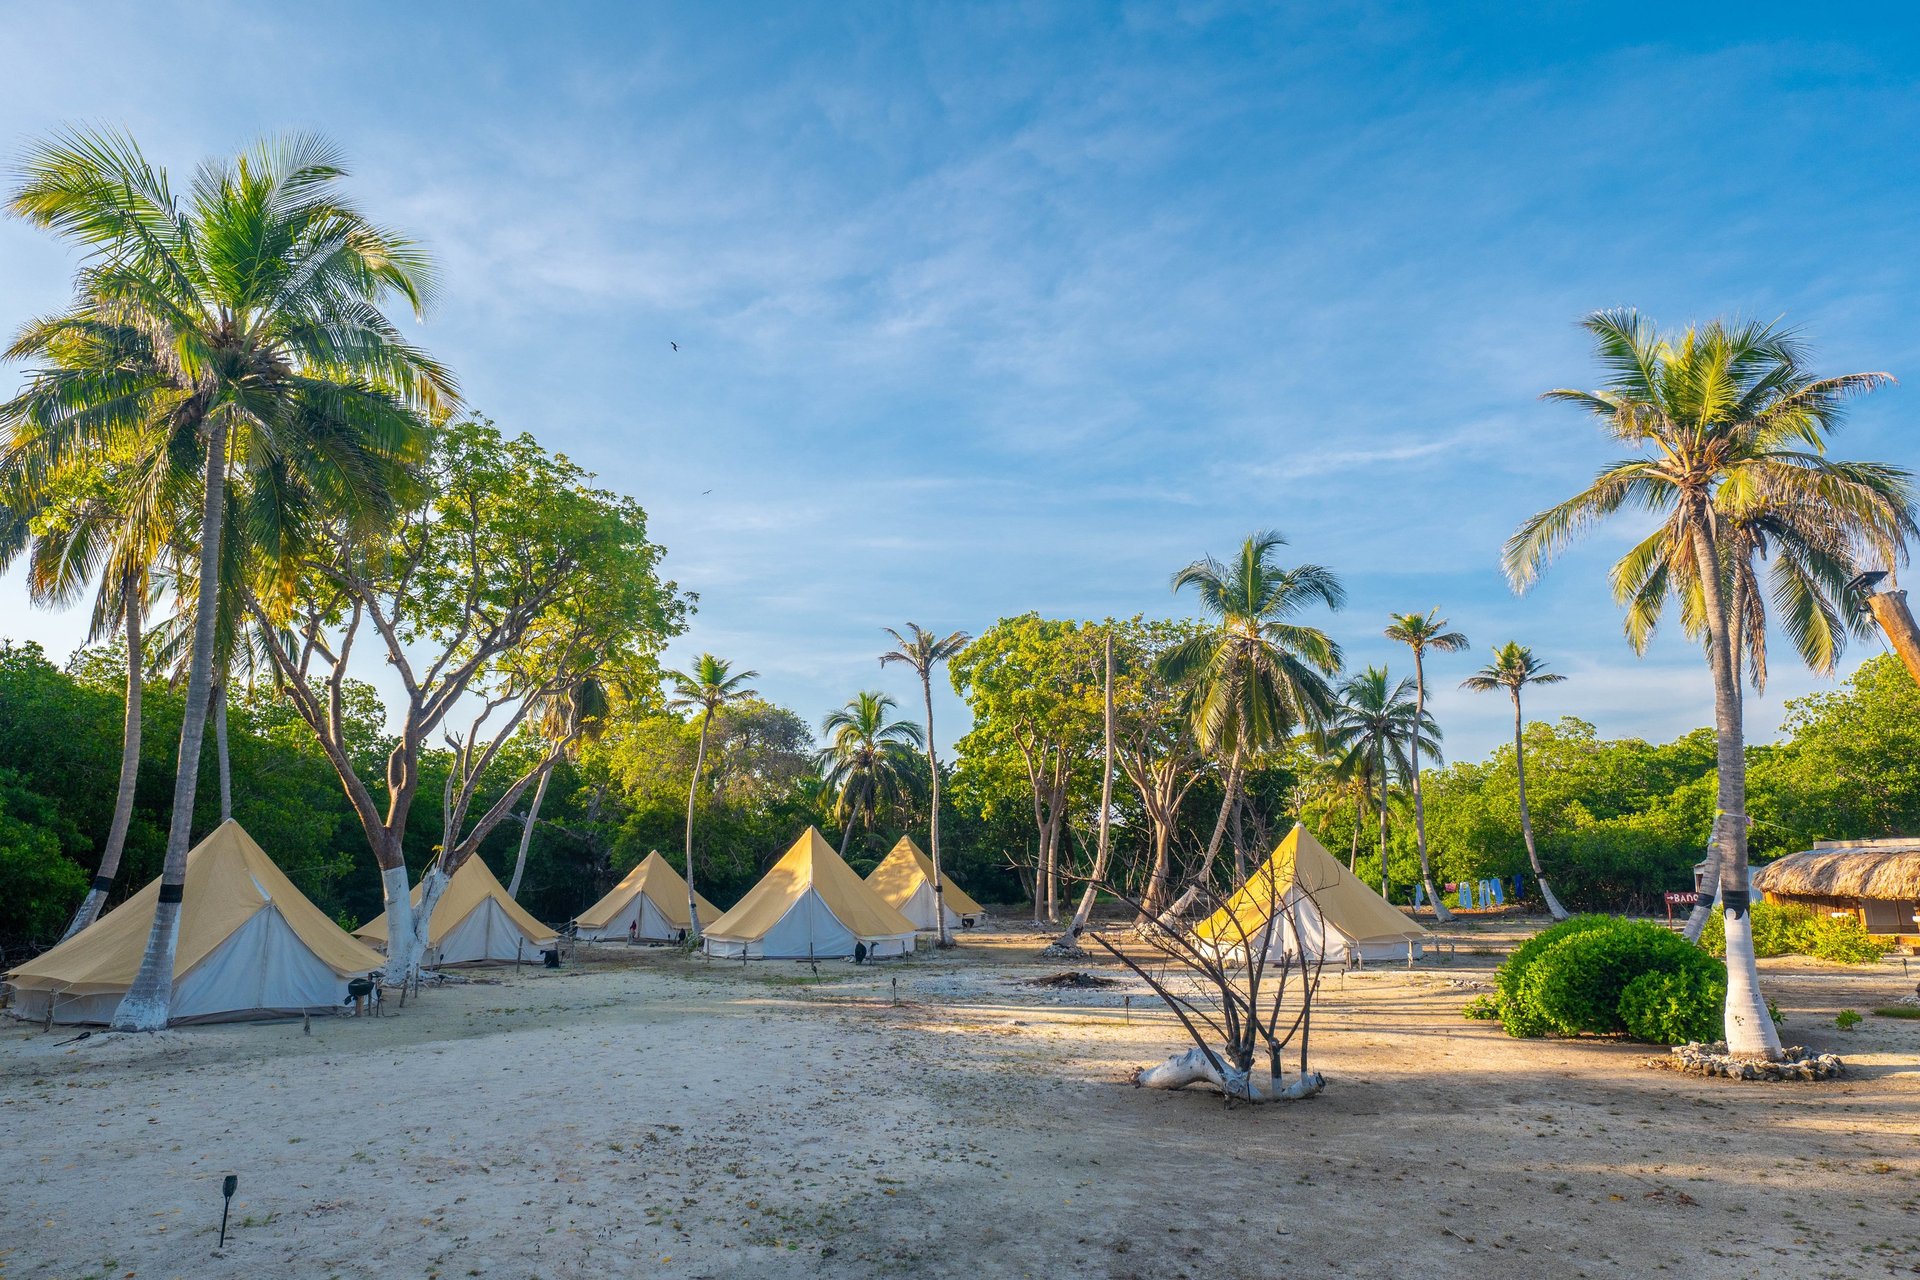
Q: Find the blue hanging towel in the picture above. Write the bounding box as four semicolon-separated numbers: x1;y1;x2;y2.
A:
1478;881;1490;908
1492;879;1505;906
1514;872;1524;897
1459;883;1472;909
1413;883;1425;907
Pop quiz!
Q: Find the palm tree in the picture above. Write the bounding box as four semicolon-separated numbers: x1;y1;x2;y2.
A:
4;130;451;1027
1508;310;1914;1058
1461;644;1568;921
1385;610;1468;921
506;676;609;899
1159;530;1344;891
817;691;925;856
879;623;971;947
0;445;176;939
1611;475;1892;940
666;654;758;938
1321;666;1436;904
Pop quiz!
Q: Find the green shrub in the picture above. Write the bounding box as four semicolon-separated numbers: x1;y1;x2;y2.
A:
1489;914;1617;1037
1834;1009;1863;1031
1873;1006;1920;1020
1477;914;1728;1043
1519;919;1726;1038
1698;900;1815;958
1698;900;1888;964
1804;916;1890;965
1619;968;1727;1044
1462;994;1500;1020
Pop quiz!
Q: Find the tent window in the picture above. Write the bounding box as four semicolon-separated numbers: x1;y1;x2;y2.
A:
1862;899;1915;934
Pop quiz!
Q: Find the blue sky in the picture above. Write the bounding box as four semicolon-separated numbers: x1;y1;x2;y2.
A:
2;3;1917;762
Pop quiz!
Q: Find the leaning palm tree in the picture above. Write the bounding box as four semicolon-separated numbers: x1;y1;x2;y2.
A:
1385;610;1468;921
879;623;972;947
665;654;757;938
1159;530;1344;892
0;444;179;939
817;691;925;856
505;676;609;899
1462;645;1569;920
1320;666;1436;904
1508;311;1913;1058
4;130;452;1027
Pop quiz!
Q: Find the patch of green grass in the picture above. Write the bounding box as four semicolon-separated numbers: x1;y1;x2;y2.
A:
1872;1006;1920;1020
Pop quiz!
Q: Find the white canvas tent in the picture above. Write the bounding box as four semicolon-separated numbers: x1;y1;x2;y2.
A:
356;855;556;966
573;850;718;942
5;820;384;1025
864;835;985;932
703;827;918;960
1193;824;1426;967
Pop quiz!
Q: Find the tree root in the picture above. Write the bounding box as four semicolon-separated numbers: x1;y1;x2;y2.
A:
1134;1045;1324;1102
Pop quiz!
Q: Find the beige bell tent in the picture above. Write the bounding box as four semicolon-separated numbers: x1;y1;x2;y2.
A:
5;820;383;1025
865;835;984;932
356;854;555;966
1193;824;1425;966
573;850;718;942
703;827;918;959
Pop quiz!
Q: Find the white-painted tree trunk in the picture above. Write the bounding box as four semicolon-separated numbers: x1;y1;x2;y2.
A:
62;592;143;942
379;863;419;989
1685;510;1781;1059
506;768;551;899
111;414;228;1032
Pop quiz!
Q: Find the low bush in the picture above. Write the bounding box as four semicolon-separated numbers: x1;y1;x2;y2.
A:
1477;914;1727;1044
1873;1006;1920;1020
1697;900;1890;965
1619;968;1726;1044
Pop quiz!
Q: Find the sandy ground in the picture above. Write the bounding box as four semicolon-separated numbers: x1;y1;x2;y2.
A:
2;919;1918;1280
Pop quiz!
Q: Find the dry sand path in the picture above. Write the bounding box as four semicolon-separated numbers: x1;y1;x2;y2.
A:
2;923;1917;1279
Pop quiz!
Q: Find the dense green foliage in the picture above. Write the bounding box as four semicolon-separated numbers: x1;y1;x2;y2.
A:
1488;914;1727;1043
1697;901;1890;965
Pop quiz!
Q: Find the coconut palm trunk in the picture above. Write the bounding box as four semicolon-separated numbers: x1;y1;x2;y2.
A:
1685;507;1781;1058
684;707;713;938
917;672;952;947
506;768;552;900
62;579;144;941
1376;735;1390;902
213;679;232;824
1066;629;1116;936
111;414;228;1031
1406;648;1453;921
1509;688;1568;921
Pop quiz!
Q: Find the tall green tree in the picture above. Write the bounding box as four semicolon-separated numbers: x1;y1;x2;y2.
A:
1385;610;1468;920
1507;310;1913;1058
1159;530;1343;892
4;130;452;1028
817;690;924;856
951;616;1106;921
1461;644;1568;919
879;623;971;946
1321;666;1435;903
666;655;757;937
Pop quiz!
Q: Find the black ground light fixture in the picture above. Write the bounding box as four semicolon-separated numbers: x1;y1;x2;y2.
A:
218;1174;238;1248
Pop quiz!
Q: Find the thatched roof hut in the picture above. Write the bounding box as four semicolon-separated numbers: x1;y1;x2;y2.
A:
1754;839;1920;942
